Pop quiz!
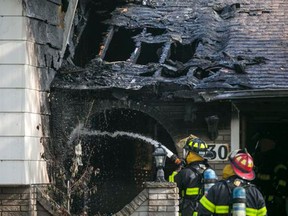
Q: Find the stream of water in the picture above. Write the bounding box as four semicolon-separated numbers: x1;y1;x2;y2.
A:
79;128;175;158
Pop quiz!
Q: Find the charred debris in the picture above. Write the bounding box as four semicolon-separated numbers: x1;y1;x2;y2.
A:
52;0;273;102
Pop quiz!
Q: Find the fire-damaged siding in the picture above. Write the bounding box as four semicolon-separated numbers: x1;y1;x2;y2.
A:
0;0;61;185
0;0;66;215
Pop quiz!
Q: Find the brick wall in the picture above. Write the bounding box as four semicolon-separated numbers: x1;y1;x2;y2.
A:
0;185;70;216
0;186;32;216
115;182;179;216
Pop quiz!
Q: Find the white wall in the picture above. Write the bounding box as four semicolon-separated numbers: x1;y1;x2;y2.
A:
0;0;49;184
231;104;240;152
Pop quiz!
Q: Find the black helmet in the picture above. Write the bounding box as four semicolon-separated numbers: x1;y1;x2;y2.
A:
183;138;214;159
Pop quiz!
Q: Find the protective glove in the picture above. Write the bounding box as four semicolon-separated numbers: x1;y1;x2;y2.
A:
171;154;186;171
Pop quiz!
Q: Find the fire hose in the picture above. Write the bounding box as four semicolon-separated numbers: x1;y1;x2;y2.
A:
158;144;185;167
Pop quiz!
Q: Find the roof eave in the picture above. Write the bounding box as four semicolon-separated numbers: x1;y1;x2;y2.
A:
199;89;288;102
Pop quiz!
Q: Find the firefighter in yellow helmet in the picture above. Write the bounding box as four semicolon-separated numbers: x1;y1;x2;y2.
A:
169;137;215;216
198;149;267;216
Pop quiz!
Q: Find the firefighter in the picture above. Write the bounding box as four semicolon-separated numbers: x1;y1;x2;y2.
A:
253;137;288;216
169;136;215;216
198;149;267;216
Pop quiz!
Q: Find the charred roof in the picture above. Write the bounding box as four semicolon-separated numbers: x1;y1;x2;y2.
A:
52;0;288;101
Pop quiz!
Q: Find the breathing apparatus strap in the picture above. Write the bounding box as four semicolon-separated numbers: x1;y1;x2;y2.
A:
223;180;234;216
223;179;250;216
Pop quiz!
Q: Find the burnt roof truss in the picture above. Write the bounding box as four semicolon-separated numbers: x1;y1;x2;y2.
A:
98;25;202;80
55;2;276;96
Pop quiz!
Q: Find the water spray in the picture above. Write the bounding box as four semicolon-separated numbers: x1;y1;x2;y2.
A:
79;129;183;166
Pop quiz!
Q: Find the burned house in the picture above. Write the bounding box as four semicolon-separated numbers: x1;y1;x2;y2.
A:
0;0;287;215
49;0;288;214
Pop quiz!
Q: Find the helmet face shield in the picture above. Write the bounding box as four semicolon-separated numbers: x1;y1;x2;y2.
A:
200;150;214;159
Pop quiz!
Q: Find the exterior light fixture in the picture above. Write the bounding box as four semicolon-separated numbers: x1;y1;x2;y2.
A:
205;115;219;141
153;145;167;182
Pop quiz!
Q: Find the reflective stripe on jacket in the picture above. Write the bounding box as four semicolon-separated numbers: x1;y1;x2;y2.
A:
169;171;178;182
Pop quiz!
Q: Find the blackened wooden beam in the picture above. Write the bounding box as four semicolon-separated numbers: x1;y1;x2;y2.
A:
159;42;171;64
60;0;79;60
127;28;147;63
127;41;142;63
98;26;115;59
154;68;162;78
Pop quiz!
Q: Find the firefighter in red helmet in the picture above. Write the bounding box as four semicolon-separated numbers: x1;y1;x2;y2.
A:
198;149;267;216
169;136;216;216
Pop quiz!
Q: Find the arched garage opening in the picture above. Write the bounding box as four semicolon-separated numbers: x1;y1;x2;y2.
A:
80;108;177;215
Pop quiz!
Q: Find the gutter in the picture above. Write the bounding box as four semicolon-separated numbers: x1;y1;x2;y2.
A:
198;89;288;102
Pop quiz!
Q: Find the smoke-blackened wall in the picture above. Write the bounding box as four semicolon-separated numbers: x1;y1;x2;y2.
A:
49;88;231;214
